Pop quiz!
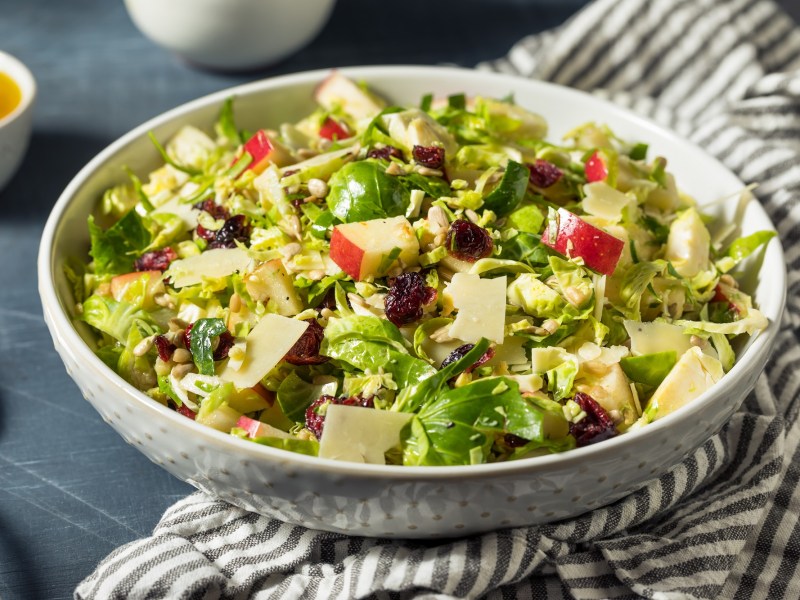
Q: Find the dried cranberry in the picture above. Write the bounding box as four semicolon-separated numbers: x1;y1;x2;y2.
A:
154;335;176;362
176;404;196;420
412;145;445;169
504;433;529;448
569;392;618;447
195;224;216;242
445;220;493;262
318;287;337;311
134;247;178;272
209;214;250;249
527;159;563;188
193;199;229;220
183;323;193;350
305;394;374;439
440;343;495;373
368;145;404;161
284;319;328;365
213;331;235;361
384;272;437;327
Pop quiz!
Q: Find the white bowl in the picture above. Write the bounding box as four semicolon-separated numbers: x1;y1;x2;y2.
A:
38;66;785;538
0;51;35;192
123;0;337;71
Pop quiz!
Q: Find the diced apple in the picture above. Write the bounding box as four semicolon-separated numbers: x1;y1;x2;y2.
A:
318;404;413;464
584;150;608;182
381;109;458;157
575;361;637;427
319;117;350;141
314;71;384;121
244;259;303;316
110;270;163;305
542;208;625;276
329;216;419;281
235;130;294;175
236;415;292;439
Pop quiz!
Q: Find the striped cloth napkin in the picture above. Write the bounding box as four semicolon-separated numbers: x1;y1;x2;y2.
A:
76;0;800;598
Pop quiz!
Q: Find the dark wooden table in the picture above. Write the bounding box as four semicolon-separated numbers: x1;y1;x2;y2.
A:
0;0;796;598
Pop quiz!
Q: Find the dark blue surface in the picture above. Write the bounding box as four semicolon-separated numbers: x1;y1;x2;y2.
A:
1;0;797;598
0;1;589;598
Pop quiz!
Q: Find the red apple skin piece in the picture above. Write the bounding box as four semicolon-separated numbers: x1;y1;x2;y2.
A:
543;208;625;275
329;226;365;280
236;415;267;438
319;117;350;141
585;150;608;182
235;130;292;175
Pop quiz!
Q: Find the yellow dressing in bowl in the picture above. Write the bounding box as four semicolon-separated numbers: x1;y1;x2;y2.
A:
0;71;21;120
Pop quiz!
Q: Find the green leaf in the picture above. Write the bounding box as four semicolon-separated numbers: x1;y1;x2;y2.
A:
629;143;648;161
326;160;410;222
720;230;776;271
322;315;435;391
277;371;329;422
147;131;203;176
506;204;545;234
498;232;551;266
481;160;530;216
393;338;491;414
620;351;677;387
216;96;244;145
617;260;666;320
88;210;152;276
402;377;544;466
189;317;228;376
245;435;319;456
81;295;151;343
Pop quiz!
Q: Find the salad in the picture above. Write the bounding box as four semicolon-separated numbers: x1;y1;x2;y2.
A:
70;72;774;466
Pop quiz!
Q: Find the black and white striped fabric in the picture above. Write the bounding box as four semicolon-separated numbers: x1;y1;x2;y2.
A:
76;0;800;598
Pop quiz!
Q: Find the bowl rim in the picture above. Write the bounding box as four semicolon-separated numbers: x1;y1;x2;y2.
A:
0;50;36;127
38;64;787;481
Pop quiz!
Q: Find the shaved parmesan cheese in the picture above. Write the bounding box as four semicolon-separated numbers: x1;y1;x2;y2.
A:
624;320;692;357
487;335;528;366
166;248;251;288
582;181;632;222
151;196;199;231
318;405;413;464
219;314;309;389
531;347;574;372
446;274;506;344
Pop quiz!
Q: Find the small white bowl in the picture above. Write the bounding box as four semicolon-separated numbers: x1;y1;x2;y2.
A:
39;66;785;537
123;0;337;71
0;51;35;192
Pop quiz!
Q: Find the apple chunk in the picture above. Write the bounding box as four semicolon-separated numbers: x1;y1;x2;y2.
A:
244;259;303;316
329;216;419;281
314;71;384;121
543;208;624;276
584;150;608;182
319;117;351;141
235;130;293;175
236;415;291;440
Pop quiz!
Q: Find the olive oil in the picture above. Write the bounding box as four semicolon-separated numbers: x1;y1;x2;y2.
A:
0;72;21;120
